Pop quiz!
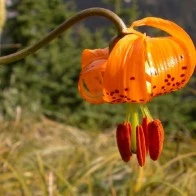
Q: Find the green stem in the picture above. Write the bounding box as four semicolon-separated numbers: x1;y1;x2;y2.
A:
0;8;126;65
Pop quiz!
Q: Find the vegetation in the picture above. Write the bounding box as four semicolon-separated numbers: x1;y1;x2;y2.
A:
0;119;195;195
0;0;195;132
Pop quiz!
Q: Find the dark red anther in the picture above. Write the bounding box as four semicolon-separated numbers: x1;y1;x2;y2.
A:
142;117;149;154
116;122;132;162
136;125;146;167
148;119;164;161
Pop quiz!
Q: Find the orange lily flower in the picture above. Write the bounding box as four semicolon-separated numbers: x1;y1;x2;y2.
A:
78;17;196;166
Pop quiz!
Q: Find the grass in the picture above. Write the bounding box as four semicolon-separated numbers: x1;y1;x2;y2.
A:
0;117;195;195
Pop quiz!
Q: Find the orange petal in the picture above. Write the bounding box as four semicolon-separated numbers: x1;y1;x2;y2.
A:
81;48;109;68
148;120;164;161
116;122;132;162
131;17;196;79
136;125;146;167
145;36;191;97
103;34;151;103
78;48;109;104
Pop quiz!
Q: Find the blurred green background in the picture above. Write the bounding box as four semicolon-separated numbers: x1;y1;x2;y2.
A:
0;0;195;195
1;0;195;132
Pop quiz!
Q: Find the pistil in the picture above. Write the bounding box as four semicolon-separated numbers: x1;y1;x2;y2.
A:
126;104;139;153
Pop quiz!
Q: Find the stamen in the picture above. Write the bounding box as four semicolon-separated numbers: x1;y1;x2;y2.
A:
142;117;149;154
116;122;132;162
148;120;164;161
136;125;146;167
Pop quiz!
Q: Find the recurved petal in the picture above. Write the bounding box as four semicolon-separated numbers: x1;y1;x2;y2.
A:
78;68;105;104
131;17;193;47
131;17;196;78
81;48;109;68
103;34;151;103
78;48;109;104
145;36;191;97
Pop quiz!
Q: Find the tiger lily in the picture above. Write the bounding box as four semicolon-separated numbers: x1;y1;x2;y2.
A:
78;17;196;166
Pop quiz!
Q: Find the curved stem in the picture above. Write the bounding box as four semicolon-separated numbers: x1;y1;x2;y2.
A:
0;7;126;65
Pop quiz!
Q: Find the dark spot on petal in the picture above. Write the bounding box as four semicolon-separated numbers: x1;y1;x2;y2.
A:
115;89;119;93
167;74;171;78
167;83;171;86
180;74;185;77
171;77;175;81
130;76;135;80
153;85;156;89
124;88;129;91
182;66;187;70
164;79;168;82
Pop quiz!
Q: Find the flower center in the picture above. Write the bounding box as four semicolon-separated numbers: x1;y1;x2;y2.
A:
125;103;152;153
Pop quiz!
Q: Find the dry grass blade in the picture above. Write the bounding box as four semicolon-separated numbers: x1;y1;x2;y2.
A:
0;118;195;195
1;158;31;196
